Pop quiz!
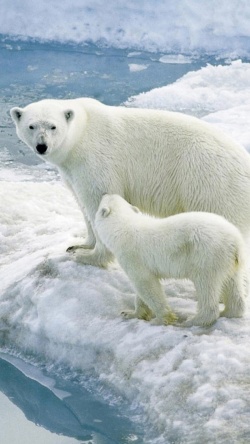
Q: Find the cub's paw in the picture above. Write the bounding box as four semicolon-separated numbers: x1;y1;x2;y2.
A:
151;311;178;326
183;315;217;327
121;309;152;321
220;307;245;319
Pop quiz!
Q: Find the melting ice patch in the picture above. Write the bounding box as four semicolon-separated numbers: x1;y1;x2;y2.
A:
128;64;148;72
159;55;193;64
0;353;70;400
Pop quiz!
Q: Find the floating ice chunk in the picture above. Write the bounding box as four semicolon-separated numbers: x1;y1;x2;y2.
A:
159;54;193;64
127;52;142;58
128;64;148;72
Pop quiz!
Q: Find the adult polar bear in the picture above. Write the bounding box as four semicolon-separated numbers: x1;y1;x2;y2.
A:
10;98;250;267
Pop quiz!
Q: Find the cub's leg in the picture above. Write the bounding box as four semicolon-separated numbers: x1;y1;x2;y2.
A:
183;277;221;327
121;296;153;321
124;269;177;325
220;270;247;318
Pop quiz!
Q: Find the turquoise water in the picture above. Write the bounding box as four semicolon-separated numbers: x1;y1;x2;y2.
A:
0;353;144;443
0;37;209;105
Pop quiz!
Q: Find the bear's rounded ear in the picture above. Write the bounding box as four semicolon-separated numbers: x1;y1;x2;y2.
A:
131;205;140;213
101;207;111;218
64;110;74;122
10;107;23;123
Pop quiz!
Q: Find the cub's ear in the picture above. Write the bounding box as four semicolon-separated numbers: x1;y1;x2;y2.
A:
100;207;111;218
10;107;23;123
64;109;74;122
131;205;140;213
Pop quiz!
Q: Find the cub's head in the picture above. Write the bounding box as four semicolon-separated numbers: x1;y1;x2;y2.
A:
10;100;75;164
95;194;140;224
95;194;140;248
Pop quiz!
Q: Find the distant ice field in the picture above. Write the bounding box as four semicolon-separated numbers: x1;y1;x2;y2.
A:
1;0;250;57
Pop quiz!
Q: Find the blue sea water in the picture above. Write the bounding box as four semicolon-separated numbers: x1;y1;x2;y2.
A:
0;352;145;443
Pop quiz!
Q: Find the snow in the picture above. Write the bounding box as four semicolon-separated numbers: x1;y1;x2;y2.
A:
127;60;250;151
1;0;250;58
1;59;250;442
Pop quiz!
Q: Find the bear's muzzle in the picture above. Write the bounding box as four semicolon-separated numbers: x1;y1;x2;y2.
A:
36;143;48;155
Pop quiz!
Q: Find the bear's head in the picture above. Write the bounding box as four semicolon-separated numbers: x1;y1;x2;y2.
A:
10;100;76;165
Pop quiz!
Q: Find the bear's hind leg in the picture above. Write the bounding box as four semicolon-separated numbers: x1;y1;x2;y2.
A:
220;271;246;319
121;296;153;321
183;278;221;327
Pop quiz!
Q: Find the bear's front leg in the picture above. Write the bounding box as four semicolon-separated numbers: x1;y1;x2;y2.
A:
123;267;177;326
68;238;114;268
67;211;96;252
121;296;153;321
67;208;113;266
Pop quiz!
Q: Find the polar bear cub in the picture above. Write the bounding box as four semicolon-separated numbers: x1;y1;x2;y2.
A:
95;194;247;327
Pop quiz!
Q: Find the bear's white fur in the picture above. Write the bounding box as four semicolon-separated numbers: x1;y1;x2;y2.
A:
10;98;250;267
95;194;247;327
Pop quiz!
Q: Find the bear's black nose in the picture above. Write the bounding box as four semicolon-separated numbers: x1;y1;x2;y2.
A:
36;144;48;155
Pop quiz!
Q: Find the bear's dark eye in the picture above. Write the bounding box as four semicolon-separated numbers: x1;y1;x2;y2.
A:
29;125;34;130
51;125;56;130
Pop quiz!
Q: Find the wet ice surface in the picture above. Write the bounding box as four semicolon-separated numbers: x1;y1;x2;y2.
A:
1;32;250;444
0;353;144;444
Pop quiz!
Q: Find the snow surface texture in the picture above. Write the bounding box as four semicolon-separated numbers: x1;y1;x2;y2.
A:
1;61;250;443
127;60;250;151
1;0;250;57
